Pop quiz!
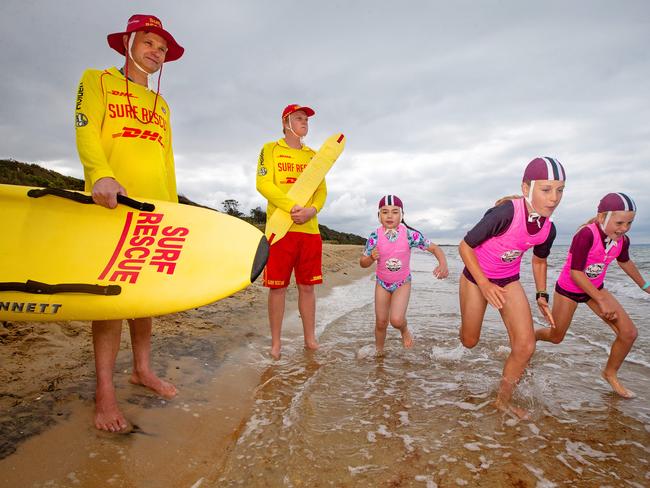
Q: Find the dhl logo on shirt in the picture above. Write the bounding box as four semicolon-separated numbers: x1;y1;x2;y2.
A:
109;90;138;98
112;126;165;148
99;212;189;284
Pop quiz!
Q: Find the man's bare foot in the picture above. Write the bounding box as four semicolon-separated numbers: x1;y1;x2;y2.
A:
495;399;530;420
95;385;129;432
129;371;177;399
375;347;385;358
400;327;414;349
304;340;319;352
602;371;636;398
270;344;281;360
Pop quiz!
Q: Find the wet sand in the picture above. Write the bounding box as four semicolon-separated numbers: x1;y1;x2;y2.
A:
0;244;369;487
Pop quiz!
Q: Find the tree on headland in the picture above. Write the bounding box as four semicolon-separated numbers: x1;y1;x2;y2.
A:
221;199;243;217
0;160;365;244
249;206;266;224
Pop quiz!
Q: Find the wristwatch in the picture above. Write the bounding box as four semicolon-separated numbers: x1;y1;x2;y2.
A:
536;291;550;301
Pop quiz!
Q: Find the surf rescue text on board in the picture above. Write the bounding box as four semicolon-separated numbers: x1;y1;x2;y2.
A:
99;212;189;284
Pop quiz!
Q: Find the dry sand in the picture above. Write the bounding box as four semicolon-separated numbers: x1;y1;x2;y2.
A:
0;244;370;487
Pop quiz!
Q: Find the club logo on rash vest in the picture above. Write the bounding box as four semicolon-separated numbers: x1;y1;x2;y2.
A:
98;212;189;284
585;263;605;279
500;250;523;263
75;113;88;127
385;258;402;272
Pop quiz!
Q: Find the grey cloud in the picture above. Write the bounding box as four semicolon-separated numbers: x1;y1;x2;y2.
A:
1;0;649;243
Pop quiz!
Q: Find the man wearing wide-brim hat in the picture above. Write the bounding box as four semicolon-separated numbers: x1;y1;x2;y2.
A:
74;14;183;433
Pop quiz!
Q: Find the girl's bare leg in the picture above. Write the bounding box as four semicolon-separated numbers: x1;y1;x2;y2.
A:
586;290;638;398
459;273;488;349
374;284;391;355
497;281;536;419
535;291;578;343
388;282;413;348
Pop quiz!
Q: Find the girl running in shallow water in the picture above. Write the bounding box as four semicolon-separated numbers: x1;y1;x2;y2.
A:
458;157;565;419
360;195;448;355
536;192;648;398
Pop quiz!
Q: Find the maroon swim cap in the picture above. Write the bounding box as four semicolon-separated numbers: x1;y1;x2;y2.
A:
378;195;403;209
522;157;566;182
597;193;637;213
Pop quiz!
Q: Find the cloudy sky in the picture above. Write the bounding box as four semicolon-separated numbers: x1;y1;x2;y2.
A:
2;0;649;243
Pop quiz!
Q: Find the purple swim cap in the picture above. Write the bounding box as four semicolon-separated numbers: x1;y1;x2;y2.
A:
597;193;637;213
378;195;403;209
522;157;566;182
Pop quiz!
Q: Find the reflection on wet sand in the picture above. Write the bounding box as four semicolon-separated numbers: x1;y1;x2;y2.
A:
1;247;648;487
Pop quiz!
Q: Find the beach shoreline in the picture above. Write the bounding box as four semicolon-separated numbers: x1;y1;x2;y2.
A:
0;244;369;486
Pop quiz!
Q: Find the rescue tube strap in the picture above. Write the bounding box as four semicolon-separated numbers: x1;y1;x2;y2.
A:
27;187;155;212
0;280;121;296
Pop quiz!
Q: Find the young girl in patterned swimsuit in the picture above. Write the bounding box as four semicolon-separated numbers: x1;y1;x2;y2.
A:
536;192;649;398
458;157;566;419
360;195;448;355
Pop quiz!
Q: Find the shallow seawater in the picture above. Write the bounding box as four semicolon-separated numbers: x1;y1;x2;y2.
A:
210;246;650;487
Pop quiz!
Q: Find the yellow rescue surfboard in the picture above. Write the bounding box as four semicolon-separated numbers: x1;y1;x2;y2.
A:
265;133;346;244
0;184;268;322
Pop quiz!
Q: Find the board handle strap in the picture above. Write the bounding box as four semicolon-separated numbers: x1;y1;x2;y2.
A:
27;187;155;212
0;280;121;296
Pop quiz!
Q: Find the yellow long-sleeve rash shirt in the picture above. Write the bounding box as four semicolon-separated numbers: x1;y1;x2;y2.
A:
74;67;177;202
256;138;327;235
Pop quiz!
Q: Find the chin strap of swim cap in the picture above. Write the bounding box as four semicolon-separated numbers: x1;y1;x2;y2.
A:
525;180;542;228
128;33;152;89
600;211;611;233
604;236;617;254
383;227;398;239
378;210;403;237
600;211;618;254
286;116;304;145
123;32;162;125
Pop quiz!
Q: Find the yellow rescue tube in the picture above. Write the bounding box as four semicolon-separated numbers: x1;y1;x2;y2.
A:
265;133;346;244
0;184;268;322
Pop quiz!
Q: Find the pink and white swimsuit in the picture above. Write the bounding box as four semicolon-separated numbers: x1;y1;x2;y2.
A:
557;223;623;294
473;198;553;279
376;224;411;290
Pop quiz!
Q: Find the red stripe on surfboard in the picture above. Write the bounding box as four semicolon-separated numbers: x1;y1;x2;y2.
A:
98;212;134;280
268;233;276;245
337;134;344;143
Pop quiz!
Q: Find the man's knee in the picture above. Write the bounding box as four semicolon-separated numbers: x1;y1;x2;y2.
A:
128;317;152;327
269;287;287;297
297;284;315;295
